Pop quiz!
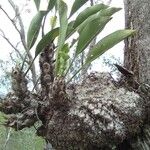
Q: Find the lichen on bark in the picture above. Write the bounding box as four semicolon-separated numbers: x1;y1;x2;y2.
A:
45;72;145;149
0;43;149;150
0;68;148;149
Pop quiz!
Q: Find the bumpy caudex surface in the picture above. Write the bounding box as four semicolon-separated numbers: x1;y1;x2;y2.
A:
0;43;149;149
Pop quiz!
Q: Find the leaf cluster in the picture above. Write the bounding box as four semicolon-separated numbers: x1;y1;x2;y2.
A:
27;0;135;83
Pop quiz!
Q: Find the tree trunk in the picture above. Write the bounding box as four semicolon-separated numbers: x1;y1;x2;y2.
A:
124;0;150;149
124;0;150;84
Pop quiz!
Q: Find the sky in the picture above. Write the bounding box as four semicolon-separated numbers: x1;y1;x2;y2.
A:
0;0;125;63
0;0;125;93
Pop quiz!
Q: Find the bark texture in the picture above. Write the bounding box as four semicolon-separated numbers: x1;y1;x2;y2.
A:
124;0;150;84
0;41;149;149
0;68;149;149
0;1;150;148
124;0;150;149
45;72;144;149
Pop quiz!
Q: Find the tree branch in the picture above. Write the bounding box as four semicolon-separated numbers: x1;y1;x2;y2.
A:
0;6;24;47
8;0;26;49
0;29;24;61
5;0;39;92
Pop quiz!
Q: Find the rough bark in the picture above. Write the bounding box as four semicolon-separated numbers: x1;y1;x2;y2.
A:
0;64;149;149
0;38;149;150
124;0;150;84
0;0;150;148
124;0;150;149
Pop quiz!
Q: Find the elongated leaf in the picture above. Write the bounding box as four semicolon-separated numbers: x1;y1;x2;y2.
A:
85;30;136;64
27;11;47;50
66;21;75;38
76;17;112;55
35;21;75;58
55;0;68;75
77;13;101;34
67;30;135;83
69;6;119;40
35;28;59;57
98;7;121;17
47;0;56;11
78;7;121;33
69;0;88;17
73;3;108;29
75;7;122;55
34;0;40;10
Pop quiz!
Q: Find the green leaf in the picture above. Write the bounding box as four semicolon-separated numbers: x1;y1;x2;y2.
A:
66;21;75;38
35;21;75;58
68;6;119;40
27;11;47;50
85;30;136;64
67;30;135;83
73;3;108;29
77;14;100;34
98;7;122;16
47;0;56;11
75;7;122;55
58;43;70;75
55;0;68;75
34;0;40;11
35;28;59;57
69;0;88;17
78;7;121;33
76;17;112;55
